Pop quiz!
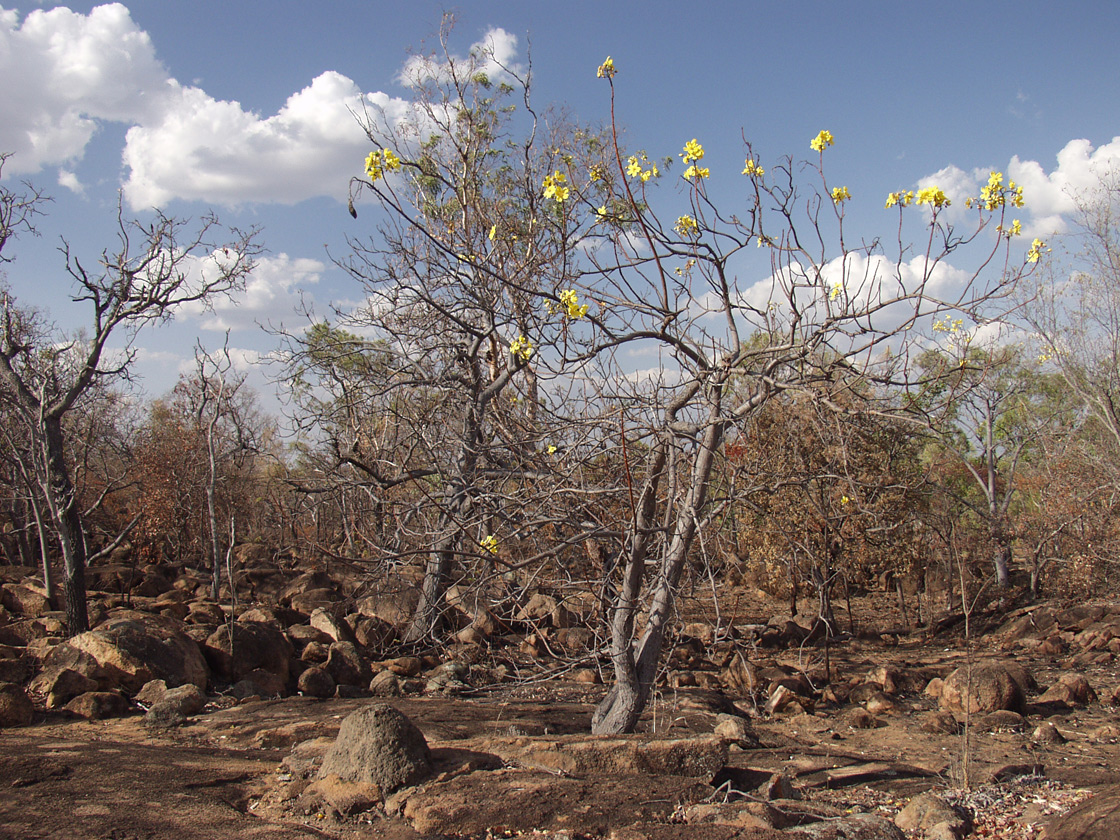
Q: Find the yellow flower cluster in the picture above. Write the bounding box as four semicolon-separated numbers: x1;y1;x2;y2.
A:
915;186;951;209
885;191;914;209
683;164;710;180
597;56;616;79
932;316;964;333
810;130;835;152
364;149;402;183
547;444;558;454
976;171;1025;212
558;288;589;319
680;139;705;164
479;535;499;555
829;281;843;300
626;153;658;182
509;335;534;362
742;158;765;177
996;219;1023;238
542;171;570;202
674;214;699;236
1026;238;1048;264
831;186;851;204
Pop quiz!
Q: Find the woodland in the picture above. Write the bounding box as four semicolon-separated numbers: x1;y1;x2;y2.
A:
0;34;1119;834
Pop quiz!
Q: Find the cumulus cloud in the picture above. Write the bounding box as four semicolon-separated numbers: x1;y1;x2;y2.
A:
122;73;411;208
918;137;1120;237
397;27;522;89
179;252;326;331
0;4;517;209
0;3;168;172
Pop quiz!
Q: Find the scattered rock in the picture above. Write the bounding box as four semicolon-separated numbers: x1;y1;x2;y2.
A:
203;621;292;688
0;681;34;726
940;661;1026;716
1041;785;1120;840
64;690;132;720
318;703;432;796
1038;673;1098;706
297;665;336;698
895;792;972;839
369;670;401;697
1032;721;1066;744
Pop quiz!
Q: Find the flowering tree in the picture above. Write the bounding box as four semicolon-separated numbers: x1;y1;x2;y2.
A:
570;57;1047;733
285;27;616;643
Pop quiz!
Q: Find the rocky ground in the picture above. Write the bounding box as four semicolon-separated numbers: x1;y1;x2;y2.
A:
0;551;1118;839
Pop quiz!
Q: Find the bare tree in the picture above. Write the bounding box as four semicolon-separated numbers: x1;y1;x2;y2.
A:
0;169;258;633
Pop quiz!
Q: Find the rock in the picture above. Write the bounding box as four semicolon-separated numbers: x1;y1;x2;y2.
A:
844;708;881;730
721;653;760;697
64;690;131;720
762;770;797;801
981;710;1026;731
309;607;355;644
863;690;895;715
369;670;401;697
239;668;287;697
1032;721;1066;744
135;679;169;706
788;812;906;839
0;682;34;726
29;667;99;708
203;621;292;686
1038;673;1098;706
381;656;422;677
318;703;432;796
765;684;801;715
298;666;336;698
65;613;208;694
325;641;370;687
940;661;1026;716
1040;785;1120;840
301;641;329;664
1;583;51;617
296;774;381;818
713;713;759;746
285;624;333;651
920;711;961;734
895;792;971;838
144;684;206;728
465;734;727;778
516;592;574;628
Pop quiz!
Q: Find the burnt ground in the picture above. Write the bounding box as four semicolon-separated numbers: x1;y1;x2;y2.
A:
1;583;1118;839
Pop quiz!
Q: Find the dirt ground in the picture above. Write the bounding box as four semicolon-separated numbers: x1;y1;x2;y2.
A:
1;588;1118;839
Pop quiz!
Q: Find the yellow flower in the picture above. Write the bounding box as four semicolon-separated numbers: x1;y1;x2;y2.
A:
680;139;705;164
829;281;843;300
683;164;710;180
742;158;764;177
1026;238;1047;263
557;288;589;319
884;190;913;209
488;224;497;241
547;444;558;454
1008;219;1022;237
674;214;699;236
831;186;851;204
841;495;850;505
810;130;834;152
915;186;951;209
626;154;658;182
363;149;401;182
542;171;570;202
596;56;616;79
479;535;499;555
510;335;534;362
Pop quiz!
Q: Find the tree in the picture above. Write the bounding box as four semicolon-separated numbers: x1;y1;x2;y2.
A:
0;167;258;633
1027;167;1120;470
284;25;614;644
577;62;1044;733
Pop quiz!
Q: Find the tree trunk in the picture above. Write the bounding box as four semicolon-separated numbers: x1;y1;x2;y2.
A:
42;417;89;634
593;402;724;734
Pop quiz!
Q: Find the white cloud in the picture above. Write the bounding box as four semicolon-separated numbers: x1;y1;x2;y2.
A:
1;5;516;209
57;168;84;195
397;27;522;89
180;252;326;331
0;3;169;172
122;73;411;209
918;137;1120;237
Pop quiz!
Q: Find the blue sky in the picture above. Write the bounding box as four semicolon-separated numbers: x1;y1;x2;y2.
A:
2;1;1119;408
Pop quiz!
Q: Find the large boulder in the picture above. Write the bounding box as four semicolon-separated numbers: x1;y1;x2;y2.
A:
65;613;208;694
318;703;432;795
0;682;34;726
940;661;1026;716
1041;785;1120;840
203;621;292;687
